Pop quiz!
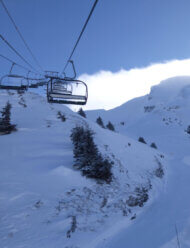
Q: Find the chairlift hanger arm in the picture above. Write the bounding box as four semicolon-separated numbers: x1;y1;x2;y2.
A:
70;60;76;79
64;60;76;80
9;62;15;74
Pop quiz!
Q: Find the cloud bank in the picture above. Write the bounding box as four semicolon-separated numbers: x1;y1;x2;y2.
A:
78;59;190;111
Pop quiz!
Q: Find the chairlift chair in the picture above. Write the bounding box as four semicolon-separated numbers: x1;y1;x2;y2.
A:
47;78;88;105
0;63;28;91
46;61;88;105
0;74;28;90
26;71;47;88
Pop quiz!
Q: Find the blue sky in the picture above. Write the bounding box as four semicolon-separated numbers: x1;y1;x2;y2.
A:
1;0;190;76
1;0;190;110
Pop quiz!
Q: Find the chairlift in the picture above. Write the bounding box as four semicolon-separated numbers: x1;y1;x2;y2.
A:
46;61;88;105
0;62;28;90
0;0;98;105
26;71;47;88
28;79;47;88
37;80;47;87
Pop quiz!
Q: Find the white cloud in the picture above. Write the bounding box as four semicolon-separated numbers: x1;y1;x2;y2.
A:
78;59;190;110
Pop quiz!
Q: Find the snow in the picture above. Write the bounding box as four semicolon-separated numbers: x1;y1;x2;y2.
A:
183;156;190;167
0;90;166;248
87;76;190;247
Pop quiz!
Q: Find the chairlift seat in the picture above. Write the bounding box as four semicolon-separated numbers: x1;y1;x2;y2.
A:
48;94;87;105
46;62;88;105
0;85;27;90
49;93;86;100
8;74;23;78
53;85;67;90
0;74;28;91
52;89;72;95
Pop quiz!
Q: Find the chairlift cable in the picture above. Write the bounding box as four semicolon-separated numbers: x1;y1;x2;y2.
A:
0;53;32;72
0;34;40;74
0;0;44;72
62;0;99;74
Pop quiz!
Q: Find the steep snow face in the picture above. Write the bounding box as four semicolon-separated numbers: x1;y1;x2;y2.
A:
0;90;166;248
149;76;190;104
86;76;190;247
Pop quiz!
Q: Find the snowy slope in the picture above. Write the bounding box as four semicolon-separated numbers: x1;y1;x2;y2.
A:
86;76;190;154
0;90;166;248
87;76;190;247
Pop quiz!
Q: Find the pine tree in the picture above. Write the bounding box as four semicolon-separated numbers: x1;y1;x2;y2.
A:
150;142;157;149
57;111;66;122
96;116;105;128
138;137;147;144
186;125;190;134
77;108;86;118
70;126;112;183
0;102;16;134
106;121;115;131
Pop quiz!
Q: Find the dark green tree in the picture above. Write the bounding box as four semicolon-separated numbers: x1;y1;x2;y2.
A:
138;137;147;144
77;108;86;118
150;142;157;149
106;121;115;131
186;125;190;134
57;111;66;122
0;102;16;134
70;126;112;183
96;116;105;128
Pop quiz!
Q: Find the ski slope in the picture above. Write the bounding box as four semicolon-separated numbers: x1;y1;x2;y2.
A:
0;90;166;248
87;76;190;247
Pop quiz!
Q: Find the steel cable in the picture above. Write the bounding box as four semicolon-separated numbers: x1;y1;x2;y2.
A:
0;0;44;72
62;0;99;74
0;53;33;72
0;34;40;74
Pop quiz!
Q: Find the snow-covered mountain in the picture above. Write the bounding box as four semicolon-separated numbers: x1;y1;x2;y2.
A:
87;76;190;247
0;90;166;248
